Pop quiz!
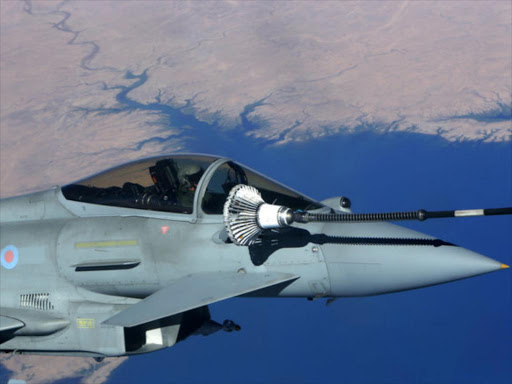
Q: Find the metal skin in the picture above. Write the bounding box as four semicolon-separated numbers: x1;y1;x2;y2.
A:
0;156;507;358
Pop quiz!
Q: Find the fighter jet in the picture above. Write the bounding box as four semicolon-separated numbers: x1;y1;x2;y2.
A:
0;154;510;359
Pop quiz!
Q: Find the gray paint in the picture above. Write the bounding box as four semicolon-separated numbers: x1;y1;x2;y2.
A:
0;156;507;357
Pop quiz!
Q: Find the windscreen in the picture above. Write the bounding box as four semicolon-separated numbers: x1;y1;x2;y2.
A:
62;155;217;214
202;161;323;214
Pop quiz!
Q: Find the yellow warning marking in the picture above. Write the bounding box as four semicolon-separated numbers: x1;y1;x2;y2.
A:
76;318;95;329
75;240;138;249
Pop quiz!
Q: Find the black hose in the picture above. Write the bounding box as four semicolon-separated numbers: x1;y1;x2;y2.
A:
294;206;512;224
301;210;425;223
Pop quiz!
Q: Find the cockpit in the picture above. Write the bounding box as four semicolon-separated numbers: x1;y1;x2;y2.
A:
61;154;323;215
62;155;215;214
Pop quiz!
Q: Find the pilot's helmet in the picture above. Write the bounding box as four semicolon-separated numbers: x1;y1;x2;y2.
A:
177;162;202;190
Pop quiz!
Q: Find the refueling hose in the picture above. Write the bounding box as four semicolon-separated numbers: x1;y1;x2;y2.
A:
293;207;512;224
224;184;512;246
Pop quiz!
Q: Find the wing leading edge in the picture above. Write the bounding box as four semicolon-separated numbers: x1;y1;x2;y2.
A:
103;271;299;328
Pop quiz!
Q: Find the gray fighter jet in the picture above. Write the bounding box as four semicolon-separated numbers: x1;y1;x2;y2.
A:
0;154;510;359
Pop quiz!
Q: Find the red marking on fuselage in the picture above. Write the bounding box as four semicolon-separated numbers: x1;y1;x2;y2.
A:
161;226;170;235
4;250;14;263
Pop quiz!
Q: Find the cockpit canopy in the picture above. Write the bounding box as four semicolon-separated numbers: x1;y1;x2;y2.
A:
201;161;323;214
62;155;217;214
62;155;323;215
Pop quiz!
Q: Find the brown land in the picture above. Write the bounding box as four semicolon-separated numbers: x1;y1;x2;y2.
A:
0;1;510;382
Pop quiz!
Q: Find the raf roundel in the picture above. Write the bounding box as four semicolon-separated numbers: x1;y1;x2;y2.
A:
1;245;19;270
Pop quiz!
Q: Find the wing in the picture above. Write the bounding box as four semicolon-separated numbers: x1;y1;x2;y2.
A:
103;271;298;327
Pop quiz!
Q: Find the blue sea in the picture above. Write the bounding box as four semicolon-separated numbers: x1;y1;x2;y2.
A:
4;70;509;384
102;71;512;384
106;121;512;384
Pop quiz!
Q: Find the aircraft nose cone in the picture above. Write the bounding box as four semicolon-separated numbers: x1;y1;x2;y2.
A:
417;245;504;282
320;222;508;297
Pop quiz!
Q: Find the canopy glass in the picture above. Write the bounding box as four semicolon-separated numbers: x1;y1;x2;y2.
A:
62;155;217;214
202;161;323;214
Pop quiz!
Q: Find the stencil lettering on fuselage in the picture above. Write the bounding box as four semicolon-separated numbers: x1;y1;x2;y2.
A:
76;318;95;329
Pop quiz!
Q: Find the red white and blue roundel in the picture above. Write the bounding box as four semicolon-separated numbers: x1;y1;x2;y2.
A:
1;245;19;270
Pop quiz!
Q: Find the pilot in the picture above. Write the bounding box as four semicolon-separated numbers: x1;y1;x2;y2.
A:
137;164;177;210
176;162;203;208
142;160;202;212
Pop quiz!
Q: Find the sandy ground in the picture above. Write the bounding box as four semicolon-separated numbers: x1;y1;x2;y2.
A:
1;1;510;198
0;1;510;382
0;354;127;384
